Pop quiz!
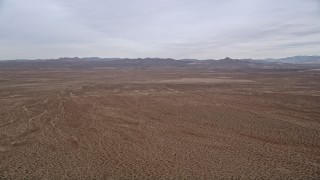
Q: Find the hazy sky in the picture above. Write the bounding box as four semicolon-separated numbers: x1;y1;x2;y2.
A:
0;0;319;59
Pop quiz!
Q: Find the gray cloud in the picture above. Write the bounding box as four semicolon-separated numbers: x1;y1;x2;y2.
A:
0;0;319;59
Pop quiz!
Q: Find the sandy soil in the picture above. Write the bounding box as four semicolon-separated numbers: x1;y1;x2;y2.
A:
0;69;319;179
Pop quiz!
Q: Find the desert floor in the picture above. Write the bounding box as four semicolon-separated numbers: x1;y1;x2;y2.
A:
0;69;320;179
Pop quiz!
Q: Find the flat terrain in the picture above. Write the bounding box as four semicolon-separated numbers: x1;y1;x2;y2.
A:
0;69;320;179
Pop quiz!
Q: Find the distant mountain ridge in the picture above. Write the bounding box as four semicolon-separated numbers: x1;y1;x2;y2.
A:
260;56;320;64
0;56;319;69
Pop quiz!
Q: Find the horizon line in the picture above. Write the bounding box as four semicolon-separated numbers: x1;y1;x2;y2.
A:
1;55;320;61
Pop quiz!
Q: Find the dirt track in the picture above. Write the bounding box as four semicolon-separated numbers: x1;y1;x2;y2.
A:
0;69;320;179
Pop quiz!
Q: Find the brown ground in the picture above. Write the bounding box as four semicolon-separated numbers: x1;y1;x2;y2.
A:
0;69;320;179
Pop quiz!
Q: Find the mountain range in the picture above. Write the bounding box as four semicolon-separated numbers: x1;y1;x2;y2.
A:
0;56;319;69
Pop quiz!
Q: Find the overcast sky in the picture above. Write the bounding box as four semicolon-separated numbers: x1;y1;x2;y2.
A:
0;0;319;59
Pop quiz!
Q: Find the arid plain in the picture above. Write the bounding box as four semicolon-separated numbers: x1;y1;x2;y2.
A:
0;68;320;179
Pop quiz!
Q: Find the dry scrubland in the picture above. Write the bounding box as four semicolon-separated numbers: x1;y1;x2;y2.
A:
0;69;320;179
